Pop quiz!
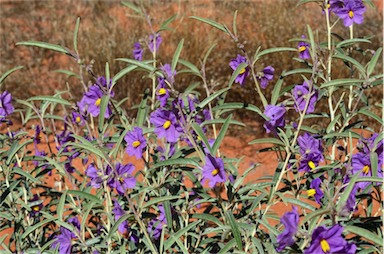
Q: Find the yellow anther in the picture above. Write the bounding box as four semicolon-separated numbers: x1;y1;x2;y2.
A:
211;169;219;176
239;68;246;74
349;10;354;18
95;98;101;106
75;116;81;123
308;161;316;169
32;206;40;211
299;46;307;52
158;88;166;95
320;239;330;252
307;188;316;197
132;140;141;148
163;120;171;129
362;165;370;175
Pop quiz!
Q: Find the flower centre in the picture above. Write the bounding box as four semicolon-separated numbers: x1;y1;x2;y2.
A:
307;188;316;197
320;239;330;252
326;3;330;9
32;206;40;212
95;98;101;106
119;177;124;183
163;120;171;129
299;46;307;52
158;88;167;95
362;165;370;175
132;140;141;148
308;160;316;169
211;169;219;176
75;116;81;123
349;10;354;18
239;68;246;74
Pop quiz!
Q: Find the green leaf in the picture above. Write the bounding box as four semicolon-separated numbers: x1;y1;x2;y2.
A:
367;47;382;76
164;220;200;250
107;212;133;240
198;87;230;109
307;25;315;59
281;197;316;211
212;115;231;155
67;190;102;204
271;77;284;105
152;158;200;169
0;180;20;206
73;17;80;53
178;59;201;77
301;207;331;225
225;211;243;250
333;54;366;78
98;95;110;133
121;1;142;14
142;196;180;209
26;95;71;106
136;88;150;127
113;65;138;83
248;138;284;146
171;39;184;73
57;190;67;222
0;66;23;85
336;38;371;48
281;68;313;78
326;114;341;134
21;218;56;239
115;58;157;73
336;172;360;212
159;14;177;32
192;213;223;227
255;47;297;62
320;78;363;88
6;140;33;165
359;108;383;125
16;41;68;54
53;69;80;78
203;43;217;67
12;167;40;184
212;102;263;116
218;238;236;254
190;16;227;33
344;226;382;246
191;122;214;155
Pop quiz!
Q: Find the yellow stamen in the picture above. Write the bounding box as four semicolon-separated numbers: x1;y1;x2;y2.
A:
163;120;171;129
320;239;330;252
327;3;330;9
132;140;141;148
362;165;370;175
349;10;354;18
307;188;316;197
158;88;166;95
119;177;124;183
75;116;81;123
299;46;307;52
212;169;219;176
32;206;40;211
239;68;246;74
95;98;101;106
308;161;316;169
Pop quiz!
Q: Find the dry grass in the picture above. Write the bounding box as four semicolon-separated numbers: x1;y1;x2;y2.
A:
0;0;382;132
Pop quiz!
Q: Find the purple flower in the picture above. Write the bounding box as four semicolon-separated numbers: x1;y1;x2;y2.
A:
0;91;14;120
148;205;167;240
298;35;310;59
304;224;350;254
71;111;85;126
351;152;382;190
150;109;182;143
124;127;147;159
257;66;275;89
297;132;323;158
201;154;227;188
292;81;318;114
329;0;345;14
79;85;112;118
156;78;170;107
109;163;136;195
86;164;104;189
298;153;322;172
161;63;176;84
334;0;366;27
133;42;144;61
276;206;299;252
158;142;176;161
113;200;129;235
229;54;249;86
52;217;80;254
357;133;383;165
307;178;324;204
263;105;286;134
148;33;162;53
29;194;43;216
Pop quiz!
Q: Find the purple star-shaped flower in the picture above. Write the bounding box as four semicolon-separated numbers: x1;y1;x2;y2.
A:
307;178;324;204
71;111;85;126
298;153;322;172
292;81;318;114
276;206;299;252
257;66;275;89
201;154;227;188
133;42;144;61
148;205;167;240
229;54;249;86
29;194;43;217
52;217;80;254
298;35;310;59
161;63;176;84
148;33;162;53
304;224;350;254
334;0;366;27
78;85;112;118
298;132;323;158
0;91;14;120
156;78;170;107
109;163;136;195
351;152;382;190
150;109;182;143
263;105;286;134
124;127;147;159
113;200;129;235
86;164;104;189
